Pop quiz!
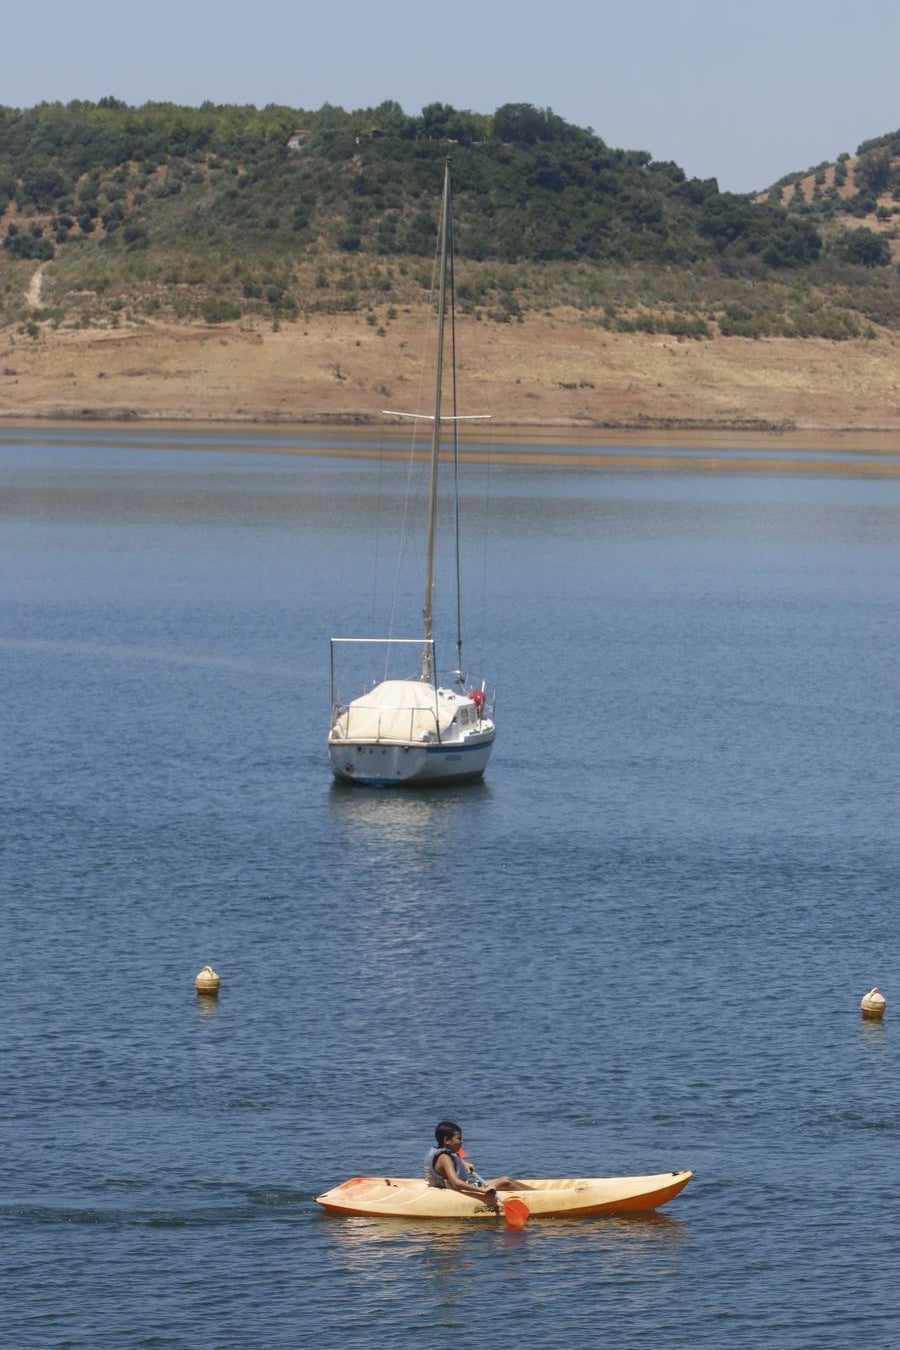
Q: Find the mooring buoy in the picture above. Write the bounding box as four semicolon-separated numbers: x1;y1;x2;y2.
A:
195;965;221;996
860;987;886;1019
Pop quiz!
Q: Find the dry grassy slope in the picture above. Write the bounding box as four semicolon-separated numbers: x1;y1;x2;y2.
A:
762;154;900;261
2;306;900;433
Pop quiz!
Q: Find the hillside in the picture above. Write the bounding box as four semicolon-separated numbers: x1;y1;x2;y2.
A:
3;99;900;339
756;131;900;288
3;101;900;436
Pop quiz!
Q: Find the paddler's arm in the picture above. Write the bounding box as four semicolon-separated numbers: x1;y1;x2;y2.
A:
433;1153;500;1210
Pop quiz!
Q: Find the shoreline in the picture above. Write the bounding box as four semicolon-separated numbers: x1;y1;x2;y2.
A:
3;312;900;465
4;416;900;476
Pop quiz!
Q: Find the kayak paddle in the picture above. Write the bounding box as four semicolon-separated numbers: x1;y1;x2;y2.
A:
462;1155;530;1229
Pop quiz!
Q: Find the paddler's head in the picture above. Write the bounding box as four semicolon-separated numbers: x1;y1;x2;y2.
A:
434;1119;463;1152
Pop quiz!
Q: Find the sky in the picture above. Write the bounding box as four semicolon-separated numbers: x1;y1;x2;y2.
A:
5;0;900;193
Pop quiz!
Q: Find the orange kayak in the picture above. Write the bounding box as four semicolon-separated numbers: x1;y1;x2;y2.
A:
316;1170;692;1220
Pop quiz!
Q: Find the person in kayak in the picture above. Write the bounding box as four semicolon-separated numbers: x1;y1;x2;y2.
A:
424;1120;532;1211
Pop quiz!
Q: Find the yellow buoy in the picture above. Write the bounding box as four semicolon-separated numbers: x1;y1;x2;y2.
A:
195;965;221;996
860;987;886;1019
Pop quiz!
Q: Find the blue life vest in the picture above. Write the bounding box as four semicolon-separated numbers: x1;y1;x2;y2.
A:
424;1146;482;1189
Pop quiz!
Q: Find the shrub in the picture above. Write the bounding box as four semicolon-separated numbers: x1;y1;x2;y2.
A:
4;224;53;260
201;298;242;323
19;167;70;210
838;228;891;267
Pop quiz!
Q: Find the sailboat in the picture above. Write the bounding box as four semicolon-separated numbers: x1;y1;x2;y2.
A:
328;161;496;786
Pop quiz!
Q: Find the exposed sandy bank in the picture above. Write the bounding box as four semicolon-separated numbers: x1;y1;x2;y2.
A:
2;310;900;442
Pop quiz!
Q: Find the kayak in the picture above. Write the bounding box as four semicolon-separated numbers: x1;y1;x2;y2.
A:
315;1170;692;1220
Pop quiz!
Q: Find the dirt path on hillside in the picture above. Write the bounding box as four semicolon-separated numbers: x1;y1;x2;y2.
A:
24;265;45;309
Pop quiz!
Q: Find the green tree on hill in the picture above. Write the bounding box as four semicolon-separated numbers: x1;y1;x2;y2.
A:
492;103;579;146
838;227;891;266
854;149;894;196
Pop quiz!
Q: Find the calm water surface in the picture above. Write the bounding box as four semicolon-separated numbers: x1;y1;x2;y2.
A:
2;428;900;1348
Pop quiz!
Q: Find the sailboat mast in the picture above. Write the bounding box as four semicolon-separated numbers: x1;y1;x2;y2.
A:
450;215;464;682
421;160;451;683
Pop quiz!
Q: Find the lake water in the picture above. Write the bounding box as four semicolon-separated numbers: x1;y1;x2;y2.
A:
3;425;900;1348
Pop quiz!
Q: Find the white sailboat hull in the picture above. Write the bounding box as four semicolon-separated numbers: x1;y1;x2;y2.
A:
329;727;495;786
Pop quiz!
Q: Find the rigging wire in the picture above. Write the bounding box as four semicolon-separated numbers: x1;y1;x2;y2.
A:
448;181;464;683
452;243;495;685
371;409;387;640
381;213;443;683
373;160;491;691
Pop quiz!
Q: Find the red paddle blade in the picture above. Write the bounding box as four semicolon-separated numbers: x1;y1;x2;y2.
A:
502;1197;530;1230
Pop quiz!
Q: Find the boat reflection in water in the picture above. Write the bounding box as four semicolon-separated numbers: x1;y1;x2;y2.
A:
319;1207;690;1300
327;775;490;835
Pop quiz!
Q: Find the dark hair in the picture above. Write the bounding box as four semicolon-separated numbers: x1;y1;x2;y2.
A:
434;1119;461;1145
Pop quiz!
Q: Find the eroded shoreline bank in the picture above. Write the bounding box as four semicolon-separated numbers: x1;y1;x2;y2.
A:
3;312;900;462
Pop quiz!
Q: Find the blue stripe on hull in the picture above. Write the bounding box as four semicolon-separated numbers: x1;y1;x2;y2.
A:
425;741;490;754
335;770;487;788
